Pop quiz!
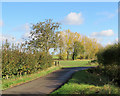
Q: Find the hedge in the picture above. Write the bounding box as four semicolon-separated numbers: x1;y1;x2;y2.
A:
96;43;120;86
2;41;53;79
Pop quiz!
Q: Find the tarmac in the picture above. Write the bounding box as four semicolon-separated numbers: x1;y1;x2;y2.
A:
2;67;94;96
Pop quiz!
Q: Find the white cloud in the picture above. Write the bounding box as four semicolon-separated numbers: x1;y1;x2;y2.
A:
89;36;103;44
15;39;24;44
23;23;31;38
115;38;118;42
24;23;30;33
12;23;31;39
97;12;115;19
0;33;26;45
117;7;120;13
91;29;114;37
13;23;30;34
63;12;84;25
106;41;114;46
0;20;3;27
0;33;16;42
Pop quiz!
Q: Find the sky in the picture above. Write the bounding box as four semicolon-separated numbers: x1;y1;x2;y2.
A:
0;2;118;46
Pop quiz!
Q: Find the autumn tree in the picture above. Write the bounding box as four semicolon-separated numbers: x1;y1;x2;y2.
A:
64;29;74;60
57;30;101;60
57;31;66;60
82;36;101;59
72;41;84;60
26;19;60;55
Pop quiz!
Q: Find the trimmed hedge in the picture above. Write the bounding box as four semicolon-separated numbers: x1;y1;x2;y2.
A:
2;41;53;79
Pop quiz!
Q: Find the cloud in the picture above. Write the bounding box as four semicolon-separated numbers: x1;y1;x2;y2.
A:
116;9;120;13
0;33;16;42
62;12;84;25
15;38;24;44
12;23;31;39
91;29;114;37
97;12;115;19
0;20;3;27
23;23;31;38
103;38;119;47
107;41;113;45
115;38;118;42
0;23;31;44
24;23;30;33
0;33;26;45
13;23;30;33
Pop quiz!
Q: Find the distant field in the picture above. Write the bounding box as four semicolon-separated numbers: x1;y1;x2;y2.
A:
52;55;72;60
59;60;98;67
52;55;59;59
51;70;120;95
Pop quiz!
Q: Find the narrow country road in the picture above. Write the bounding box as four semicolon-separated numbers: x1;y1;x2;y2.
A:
2;67;94;96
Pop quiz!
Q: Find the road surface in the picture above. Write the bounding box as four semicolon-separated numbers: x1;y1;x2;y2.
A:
2;67;94;96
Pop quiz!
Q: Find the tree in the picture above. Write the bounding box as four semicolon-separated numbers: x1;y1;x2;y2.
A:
57;31;66;60
26;19;60;55
72;41;84;60
64;29;74;60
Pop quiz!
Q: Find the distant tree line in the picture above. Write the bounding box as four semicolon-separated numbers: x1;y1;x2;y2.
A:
56;29;102;60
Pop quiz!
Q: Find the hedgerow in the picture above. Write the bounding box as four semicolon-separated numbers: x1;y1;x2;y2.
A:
2;40;53;79
89;43;120;86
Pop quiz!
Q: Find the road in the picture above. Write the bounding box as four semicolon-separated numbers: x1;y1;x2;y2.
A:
2;67;94;96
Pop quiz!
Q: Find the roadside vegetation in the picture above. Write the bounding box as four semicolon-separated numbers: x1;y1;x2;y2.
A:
91;43;120;86
2;19;102;79
3;19;117;94
51;70;120;95
51;43;120;95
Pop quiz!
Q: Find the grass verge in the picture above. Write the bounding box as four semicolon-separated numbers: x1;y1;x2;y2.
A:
51;69;120;95
2;66;61;90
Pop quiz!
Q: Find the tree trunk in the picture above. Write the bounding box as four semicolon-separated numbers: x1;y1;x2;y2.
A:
59;48;62;60
67;51;69;60
72;53;75;60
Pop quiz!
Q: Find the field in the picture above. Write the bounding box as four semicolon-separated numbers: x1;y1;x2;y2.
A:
52;55;59;60
51;70;120;95
59;60;98;67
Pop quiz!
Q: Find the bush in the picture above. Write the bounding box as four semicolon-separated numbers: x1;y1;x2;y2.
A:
97;43;119;66
95;43;120;86
2;41;53;79
58;52;66;60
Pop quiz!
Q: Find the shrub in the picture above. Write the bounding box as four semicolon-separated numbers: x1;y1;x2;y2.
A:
2;41;53;79
97;43;119;66
95;43;120;86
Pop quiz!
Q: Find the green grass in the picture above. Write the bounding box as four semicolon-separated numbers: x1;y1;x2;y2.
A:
2;66;61;90
51;70;120;95
59;60;98;68
52;55;59;59
52;55;73;60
